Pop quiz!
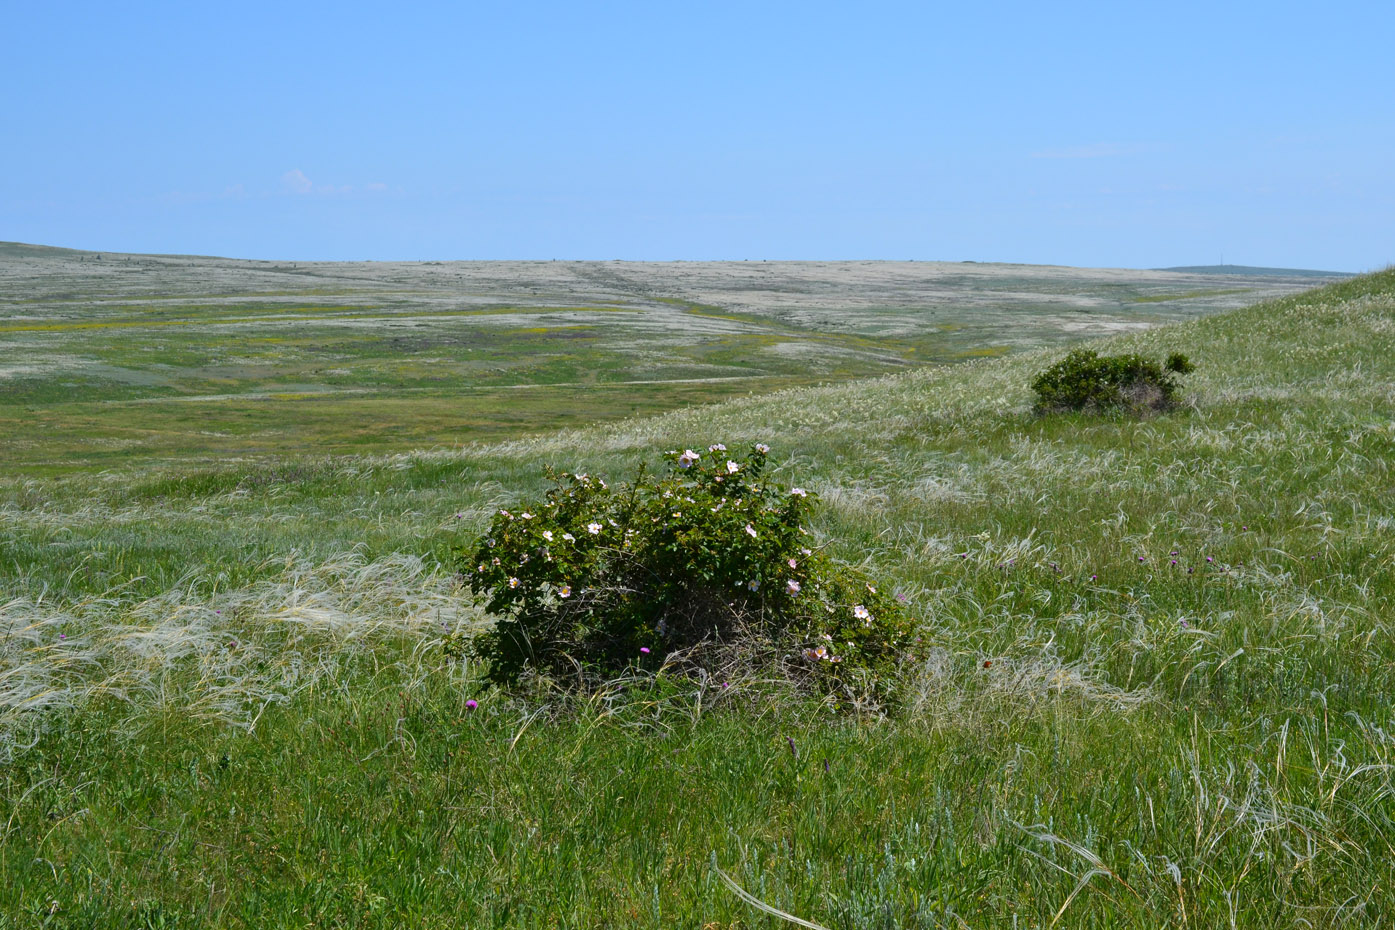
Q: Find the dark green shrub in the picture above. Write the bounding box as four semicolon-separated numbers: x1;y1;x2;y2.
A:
1165;352;1195;374
1031;348;1193;413
458;443;918;695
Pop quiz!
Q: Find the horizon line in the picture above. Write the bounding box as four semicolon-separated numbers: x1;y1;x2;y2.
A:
0;241;1365;276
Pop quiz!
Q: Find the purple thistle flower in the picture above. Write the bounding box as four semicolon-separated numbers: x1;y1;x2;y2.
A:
640;646;651;655
465;699;478;710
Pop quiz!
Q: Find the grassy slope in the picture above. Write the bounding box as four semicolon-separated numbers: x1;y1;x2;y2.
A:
1;270;1393;927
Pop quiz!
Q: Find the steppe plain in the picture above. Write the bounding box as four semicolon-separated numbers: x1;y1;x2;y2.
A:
0;242;1339;472
4;242;1392;928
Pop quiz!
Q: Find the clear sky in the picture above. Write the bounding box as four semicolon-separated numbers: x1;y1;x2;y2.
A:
4;0;1392;270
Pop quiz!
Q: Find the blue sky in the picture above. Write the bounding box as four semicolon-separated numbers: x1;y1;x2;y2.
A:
4;1;1392;270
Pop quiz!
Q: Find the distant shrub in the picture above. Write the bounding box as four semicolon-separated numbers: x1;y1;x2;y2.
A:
1165;352;1195;374
458;444;917;696
1031;349;1194;413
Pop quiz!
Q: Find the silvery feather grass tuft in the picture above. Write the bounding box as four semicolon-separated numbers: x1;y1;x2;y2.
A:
0;553;484;758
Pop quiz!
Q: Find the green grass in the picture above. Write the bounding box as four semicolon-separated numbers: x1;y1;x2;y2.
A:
2;269;1394;926
0;294;918;473
1132;288;1254;303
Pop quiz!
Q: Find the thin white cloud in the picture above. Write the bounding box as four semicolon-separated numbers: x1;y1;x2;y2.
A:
1031;143;1146;159
281;168;313;194
156;174;385;204
279;172;391;197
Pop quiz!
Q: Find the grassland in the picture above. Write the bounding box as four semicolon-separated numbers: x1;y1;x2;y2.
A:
0;242;1339;474
1;254;1392;927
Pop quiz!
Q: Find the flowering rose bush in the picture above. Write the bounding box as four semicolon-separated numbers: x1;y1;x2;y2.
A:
458;443;918;694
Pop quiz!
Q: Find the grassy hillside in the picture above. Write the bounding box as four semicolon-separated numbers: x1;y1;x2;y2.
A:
1;270;1393;927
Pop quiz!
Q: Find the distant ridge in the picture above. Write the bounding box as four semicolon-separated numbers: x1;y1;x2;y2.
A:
0;241;221;261
1158;264;1353;278
0;241;95;259
0;243;1360;278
